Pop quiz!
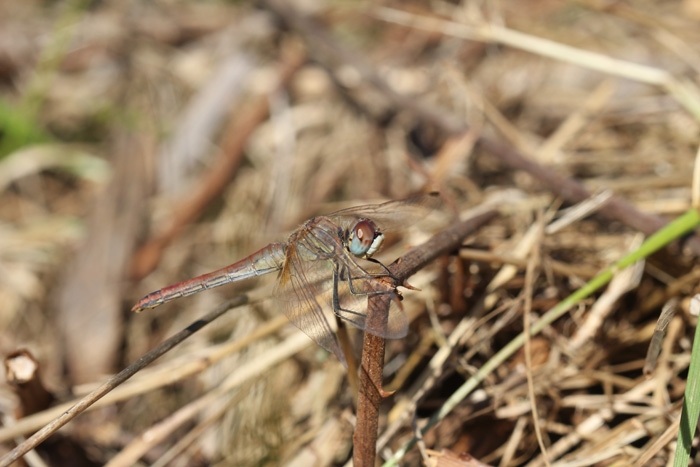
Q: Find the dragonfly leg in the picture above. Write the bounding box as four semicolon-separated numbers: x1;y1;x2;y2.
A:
332;267;366;327
339;264;396;298
364;257;400;282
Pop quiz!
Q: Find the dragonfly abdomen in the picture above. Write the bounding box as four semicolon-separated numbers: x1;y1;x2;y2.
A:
131;243;286;313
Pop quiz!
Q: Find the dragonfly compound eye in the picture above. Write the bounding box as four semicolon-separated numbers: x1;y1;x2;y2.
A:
349;219;383;258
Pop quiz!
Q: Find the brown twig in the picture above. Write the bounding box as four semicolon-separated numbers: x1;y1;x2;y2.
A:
0;296;249;467
353;294;392;467
4;350;55;418
353;209;498;466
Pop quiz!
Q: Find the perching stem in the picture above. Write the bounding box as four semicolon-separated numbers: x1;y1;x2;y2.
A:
352;209;498;466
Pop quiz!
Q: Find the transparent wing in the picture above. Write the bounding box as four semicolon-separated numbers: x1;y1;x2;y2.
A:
274;241;347;366
274;235;408;364
326;192;440;233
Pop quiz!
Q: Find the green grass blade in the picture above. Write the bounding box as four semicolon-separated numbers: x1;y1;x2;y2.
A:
674;303;700;466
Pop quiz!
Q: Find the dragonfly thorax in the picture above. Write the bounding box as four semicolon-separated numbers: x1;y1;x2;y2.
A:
348;219;383;259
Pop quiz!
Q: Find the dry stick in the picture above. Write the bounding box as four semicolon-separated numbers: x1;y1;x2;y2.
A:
522;220;550;467
261;0;700;255
0;296;249;467
353;210;498;466
4;350;55;418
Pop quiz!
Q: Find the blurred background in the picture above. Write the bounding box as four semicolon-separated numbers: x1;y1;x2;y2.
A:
1;0;700;465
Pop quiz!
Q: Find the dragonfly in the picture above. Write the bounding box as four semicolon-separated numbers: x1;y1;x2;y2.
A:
132;192;439;365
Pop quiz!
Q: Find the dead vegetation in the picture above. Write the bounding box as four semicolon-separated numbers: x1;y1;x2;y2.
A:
1;0;700;465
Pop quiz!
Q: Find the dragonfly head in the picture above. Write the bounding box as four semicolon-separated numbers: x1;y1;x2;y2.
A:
348;219;383;259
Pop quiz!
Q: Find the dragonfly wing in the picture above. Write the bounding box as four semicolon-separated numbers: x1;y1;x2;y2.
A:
326;192;440;233
274;242;347;366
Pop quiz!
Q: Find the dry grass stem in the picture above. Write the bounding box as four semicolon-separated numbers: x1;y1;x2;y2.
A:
521;216;548;466
571;235;645;349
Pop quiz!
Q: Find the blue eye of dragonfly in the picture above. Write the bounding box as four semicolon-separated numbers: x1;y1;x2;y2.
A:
349;219;383;258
